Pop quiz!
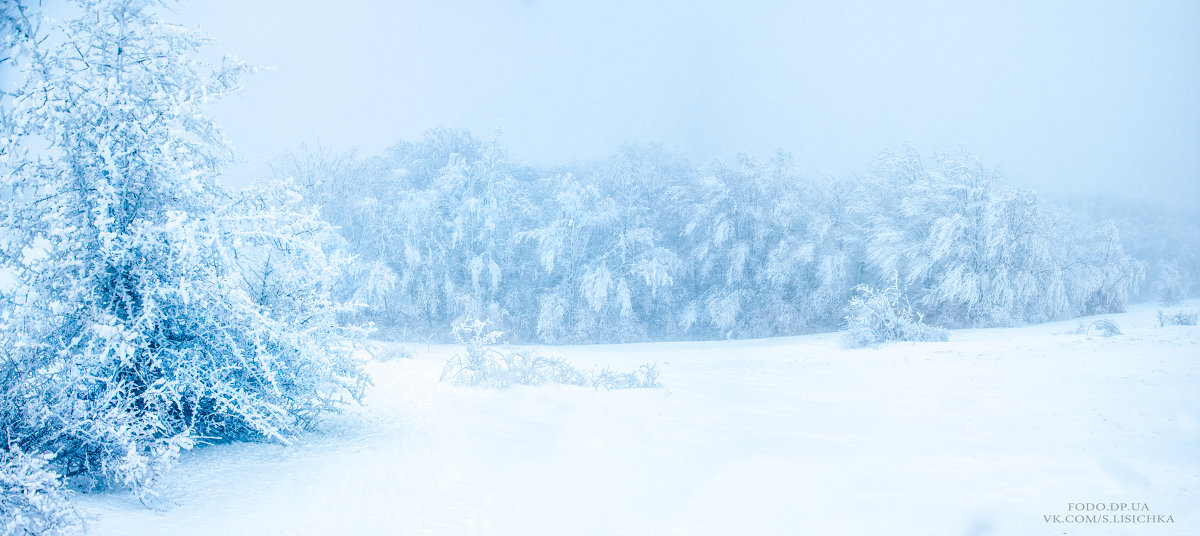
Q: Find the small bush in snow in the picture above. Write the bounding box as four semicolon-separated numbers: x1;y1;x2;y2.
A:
842;283;949;347
439;319;660;389
1157;310;1198;327
0;447;80;536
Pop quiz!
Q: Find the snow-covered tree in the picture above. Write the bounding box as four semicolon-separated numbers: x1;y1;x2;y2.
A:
1154;261;1191;306
521;145;689;342
680;152;861;337
346;129;534;335
1061;219;1143;316
0;0;367;505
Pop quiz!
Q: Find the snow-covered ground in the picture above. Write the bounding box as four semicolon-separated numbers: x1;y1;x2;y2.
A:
73;302;1199;535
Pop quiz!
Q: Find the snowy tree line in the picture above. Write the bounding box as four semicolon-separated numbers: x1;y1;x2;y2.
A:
282;130;1161;344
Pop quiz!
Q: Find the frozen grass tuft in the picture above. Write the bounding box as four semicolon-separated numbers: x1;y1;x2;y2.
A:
439;320;661;390
1069;318;1123;337
1090;318;1122;337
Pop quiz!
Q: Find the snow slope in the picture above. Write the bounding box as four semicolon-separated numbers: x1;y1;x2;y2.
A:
73;302;1199;535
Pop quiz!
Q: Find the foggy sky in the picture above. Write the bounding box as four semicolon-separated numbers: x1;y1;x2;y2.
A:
174;0;1199;204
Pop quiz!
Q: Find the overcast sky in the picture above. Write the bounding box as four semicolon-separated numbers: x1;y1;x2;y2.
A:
168;0;1198;204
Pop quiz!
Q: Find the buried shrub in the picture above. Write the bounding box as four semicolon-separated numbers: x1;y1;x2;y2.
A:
1157;310;1198;327
841;283;949;347
0;447;81;535
439;319;660;389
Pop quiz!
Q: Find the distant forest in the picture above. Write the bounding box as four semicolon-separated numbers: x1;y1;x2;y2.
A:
279;129;1198;343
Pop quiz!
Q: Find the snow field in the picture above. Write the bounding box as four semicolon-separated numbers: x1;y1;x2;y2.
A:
76;302;1199;535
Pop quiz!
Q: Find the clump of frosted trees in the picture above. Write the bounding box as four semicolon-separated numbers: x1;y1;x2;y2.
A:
0;1;366;531
283;130;1153;344
860;148;1144;327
